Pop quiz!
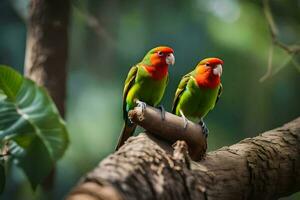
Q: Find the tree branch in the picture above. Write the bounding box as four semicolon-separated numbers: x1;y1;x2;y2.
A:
128;106;207;161
66;117;300;200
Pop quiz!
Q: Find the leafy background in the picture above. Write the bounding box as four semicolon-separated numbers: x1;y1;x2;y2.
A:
0;0;299;199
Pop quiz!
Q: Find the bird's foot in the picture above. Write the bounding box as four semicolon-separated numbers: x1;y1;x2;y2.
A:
156;105;166;121
179;110;188;129
199;119;209;137
136;100;147;112
128;118;135;125
129;119;133;124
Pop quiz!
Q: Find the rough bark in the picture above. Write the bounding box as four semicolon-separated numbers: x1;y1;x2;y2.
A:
24;0;70;117
128;106;207;161
24;0;70;190
66;117;300;200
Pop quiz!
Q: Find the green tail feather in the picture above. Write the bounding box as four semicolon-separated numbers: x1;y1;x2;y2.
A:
115;122;137;151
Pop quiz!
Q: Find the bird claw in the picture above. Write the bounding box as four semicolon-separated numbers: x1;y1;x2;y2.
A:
157;105;166;121
199;119;209;137
179;110;188;129
183;118;188;129
129;118;134;125
136;100;147;112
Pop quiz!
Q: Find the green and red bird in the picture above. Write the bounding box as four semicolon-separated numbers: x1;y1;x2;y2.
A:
116;46;175;150
172;58;223;135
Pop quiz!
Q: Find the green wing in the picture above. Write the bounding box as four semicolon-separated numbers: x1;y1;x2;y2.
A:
214;83;223;106
171;73;192;113
123;65;138;120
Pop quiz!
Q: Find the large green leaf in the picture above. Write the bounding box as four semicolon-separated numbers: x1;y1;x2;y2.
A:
0;66;69;188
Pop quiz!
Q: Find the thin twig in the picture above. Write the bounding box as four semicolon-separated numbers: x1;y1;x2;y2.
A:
72;1;116;47
260;43;274;82
291;58;300;73
261;53;294;82
274;40;300;54
263;0;300;54
263;0;278;38
271;54;294;78
260;0;300;82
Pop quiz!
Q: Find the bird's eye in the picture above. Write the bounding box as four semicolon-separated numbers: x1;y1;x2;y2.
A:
157;51;164;56
205;63;210;67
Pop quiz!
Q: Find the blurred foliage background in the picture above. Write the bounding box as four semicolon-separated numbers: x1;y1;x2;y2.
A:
0;0;299;199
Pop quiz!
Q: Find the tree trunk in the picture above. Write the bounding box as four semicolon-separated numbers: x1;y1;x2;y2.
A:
24;0;70;190
24;0;70;117
66;117;300;200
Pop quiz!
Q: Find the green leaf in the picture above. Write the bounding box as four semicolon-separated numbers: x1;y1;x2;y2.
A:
14;137;53;189
0;66;69;189
0;66;22;101
0;162;5;194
